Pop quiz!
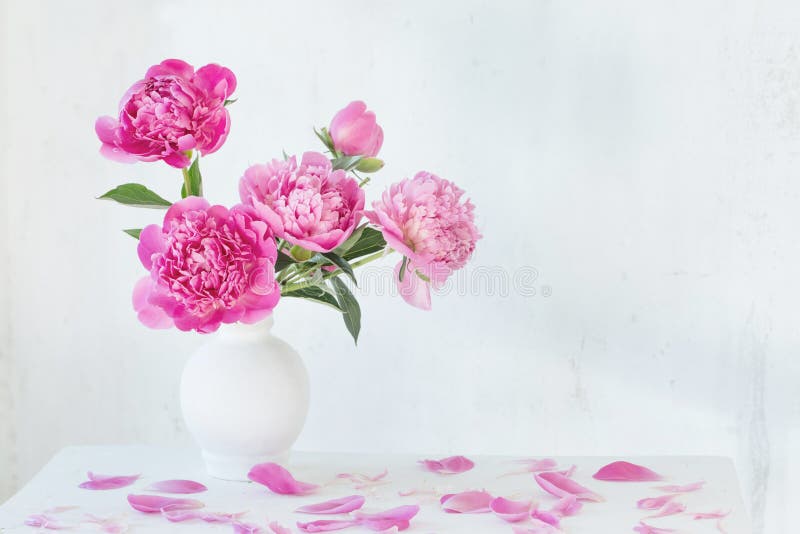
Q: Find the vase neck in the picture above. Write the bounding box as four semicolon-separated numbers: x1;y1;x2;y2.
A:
218;316;274;340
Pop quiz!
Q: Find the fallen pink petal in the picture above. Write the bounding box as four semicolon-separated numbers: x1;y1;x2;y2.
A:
592;461;663;482
513;518;562;533
514;458;559;472
633;521;675;533
127;493;205;513
336;468;388;483
535;471;603;502
551;495;582;516
296;495;366;514
78;471;140;490
248;463;319;496
646;501;686;518
297;518;359;532
654;481;705;493
24;514;72;530
531;507;560;527
145;479;208;494
84;513;129;534
233;521;265;534
419;455;475;474
693;510;730;520
490;496;531;522
637;494;676;510
440;490;494;513
162;509;243;523
354;505;420;531
269;521;293;534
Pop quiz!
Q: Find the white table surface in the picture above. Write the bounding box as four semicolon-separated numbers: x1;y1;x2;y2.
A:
0;446;751;533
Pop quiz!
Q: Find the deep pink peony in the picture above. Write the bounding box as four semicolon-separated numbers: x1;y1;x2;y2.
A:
329;101;383;157
239;151;365;253
366;172;480;309
133;197;280;333
96;59;236;168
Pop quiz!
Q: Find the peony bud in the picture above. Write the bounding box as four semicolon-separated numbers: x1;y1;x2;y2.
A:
329;101;384;157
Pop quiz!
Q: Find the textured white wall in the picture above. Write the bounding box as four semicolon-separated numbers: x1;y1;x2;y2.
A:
1;1;798;532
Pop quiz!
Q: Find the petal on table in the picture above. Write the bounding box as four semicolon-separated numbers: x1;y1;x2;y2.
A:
693;510;730;520
336;468;388;483
512;518;562;533
296;495;366;514
269;521;293;534
162;509;243;523
233;521;265;533
535;471;604;502
419;455;475;474
354;504;420;531
551;495;583;516
79;472;140;490
297;519;359;532
592;461;663;482
633;521;676;533
126;494;204;513
248;463;319;495
513;458;559;472
654;481;705;493
24;514;72;530
637;494;677;510
145;479;208;494
646;501;686;518
440;490;494;513
490;497;531;522
531;507;560;527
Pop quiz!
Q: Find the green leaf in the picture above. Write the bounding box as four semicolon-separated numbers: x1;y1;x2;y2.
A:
223;98;237;106
314;127;335;152
415;270;430;282
398;256;409;282
98;183;172;208
282;284;342;311
334;225;365;255
123;228;142;239
342;227;386;261
331;155;363;171
181;158;203;198
282;149;289;161
355;157;384;173
331;277;361;344
322;252;357;285
274;250;296;272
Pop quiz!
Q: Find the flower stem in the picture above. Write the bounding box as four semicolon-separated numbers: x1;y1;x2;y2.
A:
280;250;392;293
181;167;191;198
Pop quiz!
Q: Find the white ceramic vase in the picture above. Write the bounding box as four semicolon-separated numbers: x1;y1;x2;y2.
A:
180;316;309;480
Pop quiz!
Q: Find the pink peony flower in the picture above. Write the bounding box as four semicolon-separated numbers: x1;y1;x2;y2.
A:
96;59;236;168
329;101;383;157
133;197;280;333
366;172;480;309
239;151;365;253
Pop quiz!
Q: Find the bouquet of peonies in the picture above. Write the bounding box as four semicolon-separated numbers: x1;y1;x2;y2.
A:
96;59;480;342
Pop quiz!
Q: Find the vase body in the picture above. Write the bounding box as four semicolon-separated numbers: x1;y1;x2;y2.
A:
180;316;309;480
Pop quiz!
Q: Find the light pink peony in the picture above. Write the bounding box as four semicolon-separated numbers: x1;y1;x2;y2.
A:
133;197;280;333
366;172;480;309
329;101;383;157
96;59;236;168
239;151;365;253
